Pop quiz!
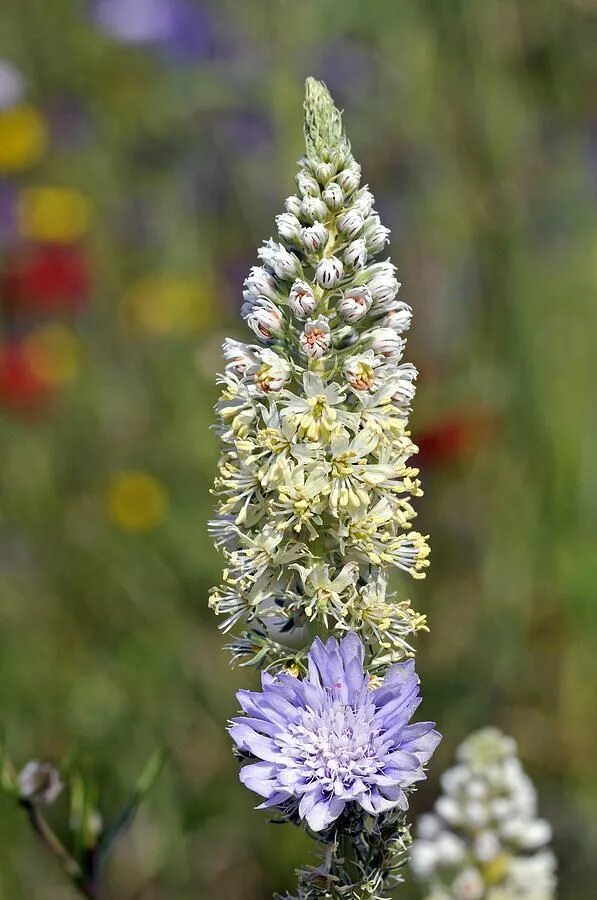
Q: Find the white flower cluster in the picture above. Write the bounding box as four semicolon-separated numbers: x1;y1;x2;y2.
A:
411;728;557;900
209;78;429;668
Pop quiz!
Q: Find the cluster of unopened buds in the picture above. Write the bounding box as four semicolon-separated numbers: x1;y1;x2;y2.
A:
411;728;557;900
209;78;439;899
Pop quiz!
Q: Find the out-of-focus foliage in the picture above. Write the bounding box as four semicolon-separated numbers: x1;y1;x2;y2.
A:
0;1;595;897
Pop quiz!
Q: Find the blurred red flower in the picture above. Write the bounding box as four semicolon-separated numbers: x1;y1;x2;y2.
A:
1;243;89;316
0;341;54;412
416;412;495;468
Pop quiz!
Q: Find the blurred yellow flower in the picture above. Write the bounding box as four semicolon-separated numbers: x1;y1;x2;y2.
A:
107;471;168;533
122;276;214;336
0;105;48;172
23;324;80;386
18;186;92;243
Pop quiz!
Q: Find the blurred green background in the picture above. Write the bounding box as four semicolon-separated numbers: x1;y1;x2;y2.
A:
0;1;595;897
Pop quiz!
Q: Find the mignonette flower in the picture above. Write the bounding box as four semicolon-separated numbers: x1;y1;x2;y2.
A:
411;728;557;900
230;634;440;833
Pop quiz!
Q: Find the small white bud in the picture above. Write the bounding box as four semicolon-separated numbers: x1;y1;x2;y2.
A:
284;195;302;216
299;223;328;254
381;301;411;333
296;170;320;197
246;299;285;341
276;212;301;242
344;238;368;270
417;813;442;841
336;163;361;195
301;196;328;223
363;263;400;306
338;285;372;323
452;868;484;900
474;830;501;862
368;327;405;360
18;761;63;807
244;265;278;302
353;187;374;217
315;161;335;184
258;240;302;280
410;841;438;879
222;338;259;377
391;363;417;405
288;279;317;319
254;349;291;394
322;183;344;211
337;209;364;240
315;256;344;289
436;796;462;826
364;214;390;253
435;833;466;866
299;315;331;359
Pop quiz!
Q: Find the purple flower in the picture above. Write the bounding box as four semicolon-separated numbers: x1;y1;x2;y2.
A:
229;633;441;832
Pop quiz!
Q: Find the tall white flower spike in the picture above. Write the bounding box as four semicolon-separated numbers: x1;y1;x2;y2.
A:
411;728;557;900
210;78;430;673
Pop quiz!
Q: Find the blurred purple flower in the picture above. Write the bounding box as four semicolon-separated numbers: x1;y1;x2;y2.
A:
92;0;220;61
0;184;18;248
0;60;24;110
229;633;440;832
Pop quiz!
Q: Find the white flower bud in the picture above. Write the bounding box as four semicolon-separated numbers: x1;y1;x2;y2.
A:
244;265;278;302
276;212;301;242
353;187;374;218
254;349;291;394
338;285;372;323
315;256;344;289
336;163;361;195
435;833;466;866
452;868;484;900
436;796;462;825
337;209;364;240
300;223;328;254
391;363;417;405
258;240;302;280
315;161;335;184
344;238;368;270
222;338;259;377
288;279;317;319
410;842;438;880
364;214;390;253
322;183;343;210
417;813;443;841
284;195;302;216
381;301;411;333
301;196;328;223
296;170;320;197
474;830;501;862
440;765;468;797
246;299;285;341
368;327;405;360
18;761;63;806
363;263;399;307
299;315;331;359
343;351;378;391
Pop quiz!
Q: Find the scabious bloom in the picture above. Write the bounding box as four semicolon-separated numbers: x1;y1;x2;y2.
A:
411;728;557;900
230;633;440;832
210;78;438;898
